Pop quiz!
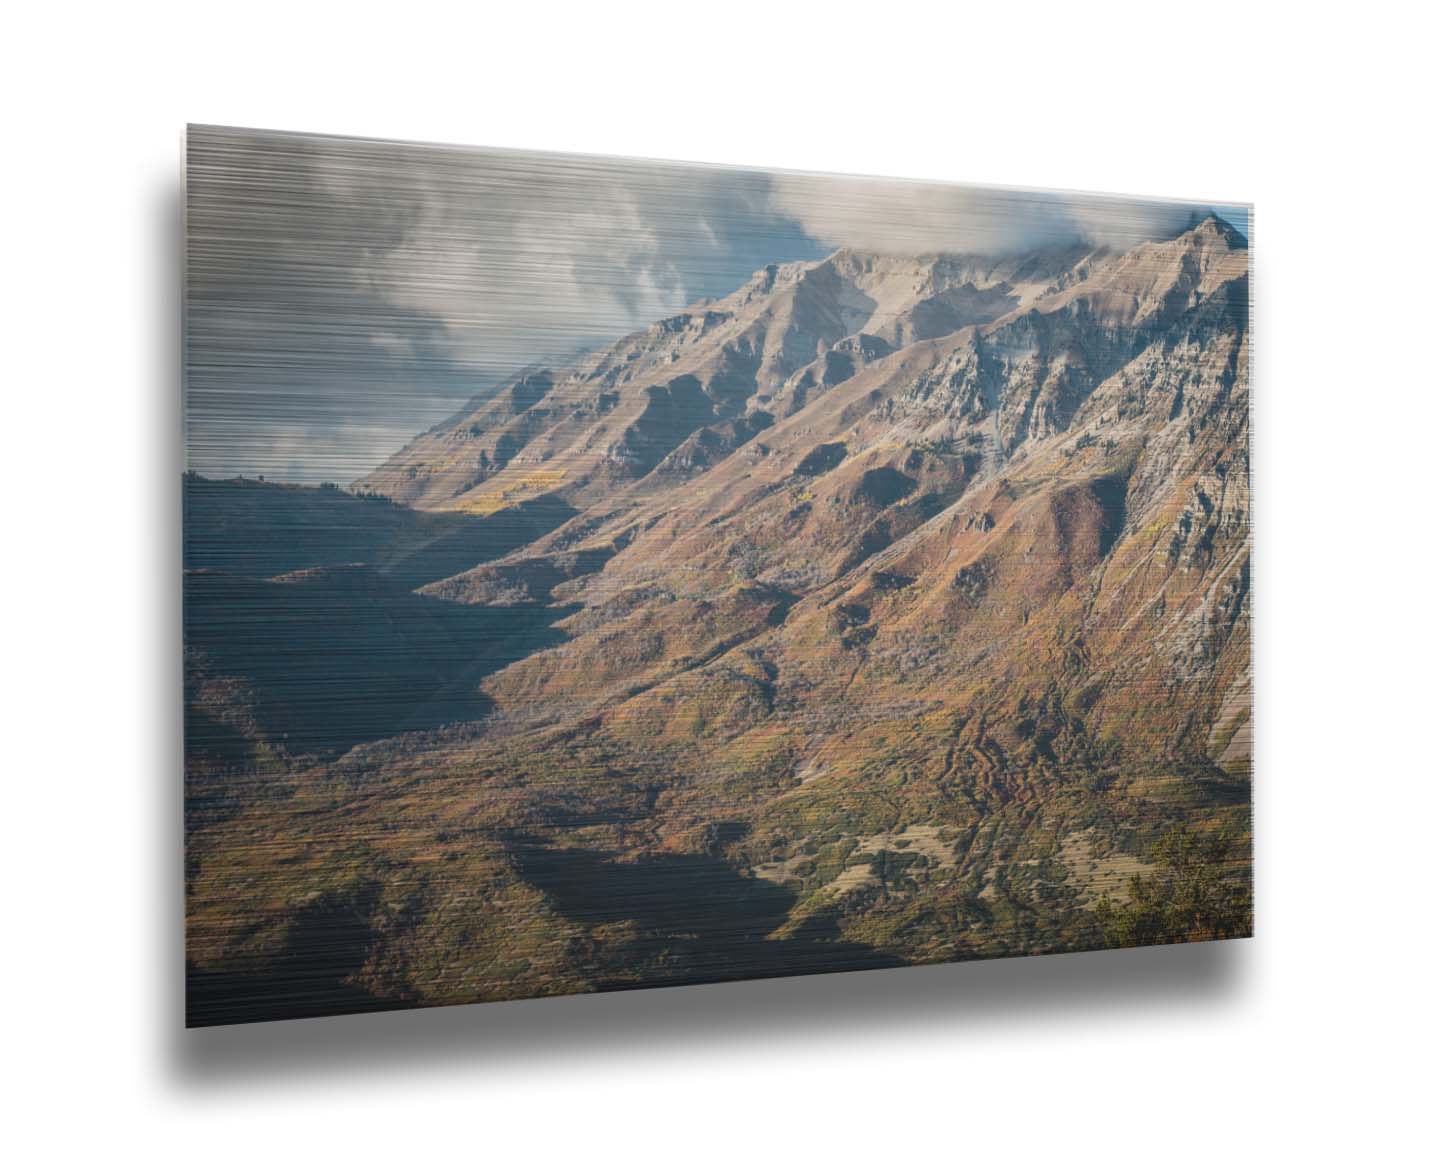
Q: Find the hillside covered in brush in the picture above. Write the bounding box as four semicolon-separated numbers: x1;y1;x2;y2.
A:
185;216;1252;1023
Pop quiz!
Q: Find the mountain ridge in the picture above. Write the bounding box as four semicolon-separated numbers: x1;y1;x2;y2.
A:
186;218;1252;1022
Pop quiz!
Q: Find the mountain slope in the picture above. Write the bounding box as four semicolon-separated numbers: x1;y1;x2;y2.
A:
187;217;1252;1021
352;243;1099;511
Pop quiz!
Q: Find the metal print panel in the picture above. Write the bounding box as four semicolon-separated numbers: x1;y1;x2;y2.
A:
184;125;1253;1026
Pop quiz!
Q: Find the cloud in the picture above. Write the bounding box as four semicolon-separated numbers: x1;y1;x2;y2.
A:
768;170;1243;256
185;127;819;483
351;147;824;369
185;127;1247;485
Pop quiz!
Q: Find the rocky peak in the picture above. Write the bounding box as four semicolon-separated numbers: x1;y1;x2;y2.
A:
1189;212;1248;250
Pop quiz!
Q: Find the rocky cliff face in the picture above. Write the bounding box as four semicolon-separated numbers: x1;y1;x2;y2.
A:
353;239;1109;510
188;217;1251;1022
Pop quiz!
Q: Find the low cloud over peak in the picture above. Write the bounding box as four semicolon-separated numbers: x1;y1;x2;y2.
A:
185;127;1246;485
768;169;1244;257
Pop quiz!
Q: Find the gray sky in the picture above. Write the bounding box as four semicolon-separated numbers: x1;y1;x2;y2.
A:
185;125;1248;485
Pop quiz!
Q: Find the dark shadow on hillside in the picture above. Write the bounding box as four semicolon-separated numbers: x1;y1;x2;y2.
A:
186;885;413;1027
184;566;576;757
385;494;579;589
509;843;901;991
183;474;577;590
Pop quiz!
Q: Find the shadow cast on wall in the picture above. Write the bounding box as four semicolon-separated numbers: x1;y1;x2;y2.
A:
170;937;1247;1086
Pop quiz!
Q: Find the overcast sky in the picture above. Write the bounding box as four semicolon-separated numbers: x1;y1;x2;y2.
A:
185;125;1248;485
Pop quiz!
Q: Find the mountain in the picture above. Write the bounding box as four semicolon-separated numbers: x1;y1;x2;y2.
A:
186;217;1252;1023
352;242;1099;510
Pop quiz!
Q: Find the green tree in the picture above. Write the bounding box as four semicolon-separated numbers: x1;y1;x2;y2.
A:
1095;828;1251;947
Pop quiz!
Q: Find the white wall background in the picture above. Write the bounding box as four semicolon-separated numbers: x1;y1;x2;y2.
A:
4;2;1435;1146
